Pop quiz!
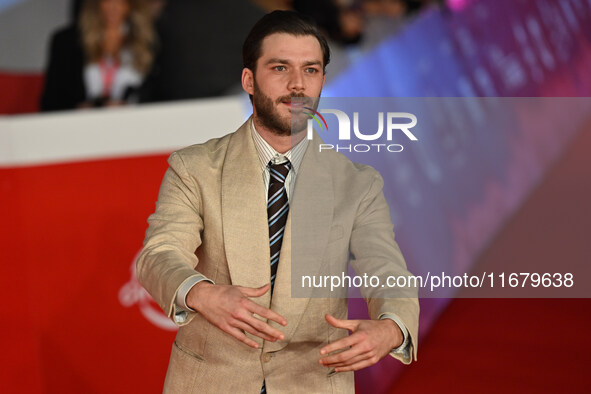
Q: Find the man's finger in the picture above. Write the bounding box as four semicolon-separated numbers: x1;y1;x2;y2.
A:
322;352;371;368
239;283;270;297
325;314;359;331
226;326;260;349
248;301;288;326
319;332;361;355
234;321;278;342
335;358;375;372
242;313;285;340
320;346;366;366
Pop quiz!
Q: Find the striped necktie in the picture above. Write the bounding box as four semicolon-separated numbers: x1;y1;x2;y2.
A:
267;160;291;293
261;160;291;394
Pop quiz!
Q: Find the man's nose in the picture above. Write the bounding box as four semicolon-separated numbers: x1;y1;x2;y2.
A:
288;69;305;92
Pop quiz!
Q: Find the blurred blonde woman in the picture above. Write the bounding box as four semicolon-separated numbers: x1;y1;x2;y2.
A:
41;0;156;111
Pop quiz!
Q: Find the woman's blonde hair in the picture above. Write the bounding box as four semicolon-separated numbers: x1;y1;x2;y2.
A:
79;0;156;74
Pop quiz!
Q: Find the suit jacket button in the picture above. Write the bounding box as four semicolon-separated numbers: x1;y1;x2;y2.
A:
262;353;272;363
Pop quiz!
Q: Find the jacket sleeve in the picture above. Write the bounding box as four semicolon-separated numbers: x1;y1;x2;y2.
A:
136;152;207;326
349;169;419;364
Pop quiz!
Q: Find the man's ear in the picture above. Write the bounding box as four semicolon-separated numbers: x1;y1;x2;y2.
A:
242;68;255;96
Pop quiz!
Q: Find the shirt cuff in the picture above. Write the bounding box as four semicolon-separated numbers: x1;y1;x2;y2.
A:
379;313;409;354
175;274;215;312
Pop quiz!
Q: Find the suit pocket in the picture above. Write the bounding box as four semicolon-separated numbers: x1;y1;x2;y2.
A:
173;341;205;362
163;342;205;393
328;225;344;243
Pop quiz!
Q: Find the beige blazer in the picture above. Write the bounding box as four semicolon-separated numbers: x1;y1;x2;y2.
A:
137;119;419;393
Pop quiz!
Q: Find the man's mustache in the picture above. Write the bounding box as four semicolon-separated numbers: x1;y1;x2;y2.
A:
276;95;320;113
276;94;314;105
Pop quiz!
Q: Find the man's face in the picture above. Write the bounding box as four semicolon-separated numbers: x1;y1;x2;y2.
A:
242;33;326;136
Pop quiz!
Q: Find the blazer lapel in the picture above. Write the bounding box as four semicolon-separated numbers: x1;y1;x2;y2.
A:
221;120;271;306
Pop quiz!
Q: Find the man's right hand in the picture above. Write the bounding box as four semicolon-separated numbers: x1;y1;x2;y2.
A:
186;282;287;349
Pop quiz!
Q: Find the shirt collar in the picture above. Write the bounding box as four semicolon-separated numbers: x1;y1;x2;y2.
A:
250;118;307;173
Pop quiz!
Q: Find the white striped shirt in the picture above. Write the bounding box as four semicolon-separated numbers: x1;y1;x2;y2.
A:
251;119;308;201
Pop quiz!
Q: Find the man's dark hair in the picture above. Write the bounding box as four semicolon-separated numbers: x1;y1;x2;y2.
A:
242;10;331;75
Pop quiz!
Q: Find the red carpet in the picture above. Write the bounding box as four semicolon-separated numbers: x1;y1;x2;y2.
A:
389;126;591;393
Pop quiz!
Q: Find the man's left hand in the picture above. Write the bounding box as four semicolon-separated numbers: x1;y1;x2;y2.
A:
318;314;403;372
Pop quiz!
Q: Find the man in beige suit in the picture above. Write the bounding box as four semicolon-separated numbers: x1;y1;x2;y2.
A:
137;10;418;393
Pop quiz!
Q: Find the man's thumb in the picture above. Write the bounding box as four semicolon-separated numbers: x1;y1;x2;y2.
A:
325;314;358;331
241;283;271;297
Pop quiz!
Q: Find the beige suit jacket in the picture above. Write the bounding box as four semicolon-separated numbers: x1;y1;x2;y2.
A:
137;119;419;393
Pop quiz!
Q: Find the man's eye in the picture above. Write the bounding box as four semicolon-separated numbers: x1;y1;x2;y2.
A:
274;65;286;71
305;68;319;74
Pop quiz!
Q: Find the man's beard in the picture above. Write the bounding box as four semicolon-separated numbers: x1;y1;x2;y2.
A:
253;79;319;137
